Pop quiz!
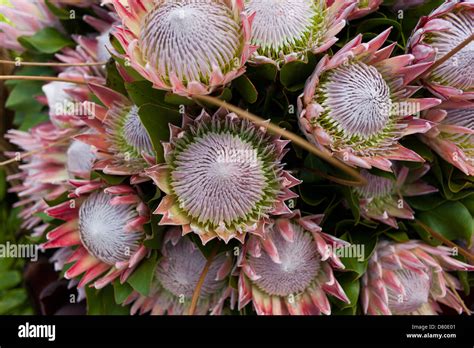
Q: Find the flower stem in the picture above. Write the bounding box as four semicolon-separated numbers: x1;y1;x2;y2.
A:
0;75;90;85
0;59;108;67
0;137;71;167
416;220;474;264
422;32;474;78
188;244;220;315
194;95;367;187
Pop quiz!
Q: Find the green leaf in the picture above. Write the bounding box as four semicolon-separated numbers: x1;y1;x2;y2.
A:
247;63;278;82
384;231;410;243
333;273;360;312
113;280;134;305
357;18;402;36
106;61;127;95
0;289;27;314
164;92;195;106
94;171;128;185
405;193;445;212
233;75;258;104
125;81;167;106
0;271;21;291
44;191;69;207
45;0;71;19
127;252;157;297
280;53;317;91
18;27;73;54
6;81;44;113
417;201;474;244
85;286;130;315
138;103;181;163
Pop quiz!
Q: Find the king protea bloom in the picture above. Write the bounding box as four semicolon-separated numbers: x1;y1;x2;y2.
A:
353;165;438;228
75;85;155;182
42;182;150;289
123;228;234;315
298;28;441;172
407;0;474;100
145;109;300;244
5;123;75;236
421;100;474;175
0;0;59;51
112;0;256;96
238;211;350;315
41;68;100;129
362;240;474;315
244;0;356;66
57;4;118;77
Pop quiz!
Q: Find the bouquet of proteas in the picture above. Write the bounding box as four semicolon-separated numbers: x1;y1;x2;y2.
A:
0;0;473;316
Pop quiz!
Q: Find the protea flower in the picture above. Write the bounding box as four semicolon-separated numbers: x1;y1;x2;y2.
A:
238;211;350;315
41;68;97;129
71;5;118;64
421;101;474;175
407;0;474;100
145;109;300;244
327;0;382;20
5;122;74;236
74;85;155;183
123;228;234;315
362;240;474;315
55;5;117;81
353;164;438;228
298;28;441;172
42;182;150;289
111;0;255;96
244;0;356;66
0;0;59;51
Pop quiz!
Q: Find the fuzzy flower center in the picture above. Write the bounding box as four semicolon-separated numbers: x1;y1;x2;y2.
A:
246;0;319;58
78;192;143;265
321;61;392;141
107;105;154;160
354;170;394;199
156;238;226;299
248;223;321;296
387;269;431;314
430;12;474;89
121;106;154;156
66;140;96;178
442;108;474;155
171;132;267;227
140;0;242;84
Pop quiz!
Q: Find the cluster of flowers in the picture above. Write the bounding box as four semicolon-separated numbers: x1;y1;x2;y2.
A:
1;0;473;315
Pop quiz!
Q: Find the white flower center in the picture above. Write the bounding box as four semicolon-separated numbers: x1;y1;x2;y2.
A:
387;269;431;314
322;61;392;139
171;132;267;227
248;223;320;296
66;140;96;177
121;106;154;156
78;192;143;265
140;0;241;83
246;0;317;57
430;12;474;90
156;238;226;298
354;170;394;199
442;108;474;154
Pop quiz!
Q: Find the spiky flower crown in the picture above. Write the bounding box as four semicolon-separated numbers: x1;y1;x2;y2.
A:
146;109;300;244
2;0;474;319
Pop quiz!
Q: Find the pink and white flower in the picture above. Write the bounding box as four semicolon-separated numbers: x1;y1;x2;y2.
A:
362;240;474;315
298;28;441;172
